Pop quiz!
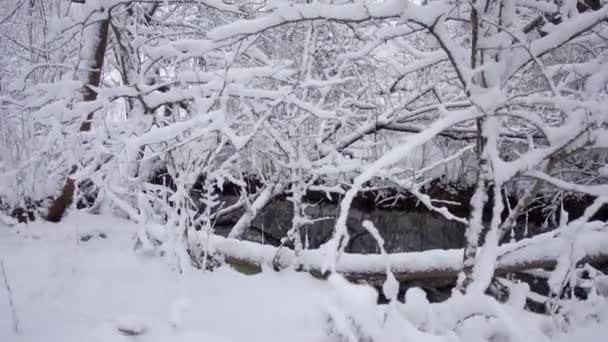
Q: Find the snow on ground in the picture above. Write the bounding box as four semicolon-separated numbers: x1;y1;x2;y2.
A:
0;212;607;342
0;213;329;342
554;322;608;342
551;311;608;342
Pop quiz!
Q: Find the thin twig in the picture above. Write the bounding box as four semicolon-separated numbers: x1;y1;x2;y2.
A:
1;259;20;335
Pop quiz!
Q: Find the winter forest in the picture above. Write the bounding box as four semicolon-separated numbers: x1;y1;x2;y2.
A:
1;0;608;341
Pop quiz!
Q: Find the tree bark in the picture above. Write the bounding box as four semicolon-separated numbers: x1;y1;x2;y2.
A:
46;15;110;222
211;231;608;287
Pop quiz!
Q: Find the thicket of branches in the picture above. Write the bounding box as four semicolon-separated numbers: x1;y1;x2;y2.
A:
1;0;608;335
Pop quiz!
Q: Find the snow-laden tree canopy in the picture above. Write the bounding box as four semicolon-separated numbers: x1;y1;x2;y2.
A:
1;1;608;339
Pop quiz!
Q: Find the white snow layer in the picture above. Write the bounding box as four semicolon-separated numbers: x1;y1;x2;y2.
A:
0;212;607;342
0;213;327;342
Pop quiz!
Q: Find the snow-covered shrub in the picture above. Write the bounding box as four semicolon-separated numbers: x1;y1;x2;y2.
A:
324;273;558;342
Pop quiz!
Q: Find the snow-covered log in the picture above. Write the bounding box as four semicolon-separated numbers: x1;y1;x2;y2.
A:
212;229;608;286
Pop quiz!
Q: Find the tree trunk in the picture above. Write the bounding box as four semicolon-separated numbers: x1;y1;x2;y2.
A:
212;231;608;287
46;16;110;222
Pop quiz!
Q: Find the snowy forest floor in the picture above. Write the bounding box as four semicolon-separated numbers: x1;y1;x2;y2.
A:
1;212;607;342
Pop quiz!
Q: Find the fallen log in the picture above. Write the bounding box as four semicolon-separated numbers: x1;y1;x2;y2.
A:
210;229;608;286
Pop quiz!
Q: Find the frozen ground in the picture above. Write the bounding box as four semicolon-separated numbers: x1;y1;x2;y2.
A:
0;212;606;342
0;213;330;342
